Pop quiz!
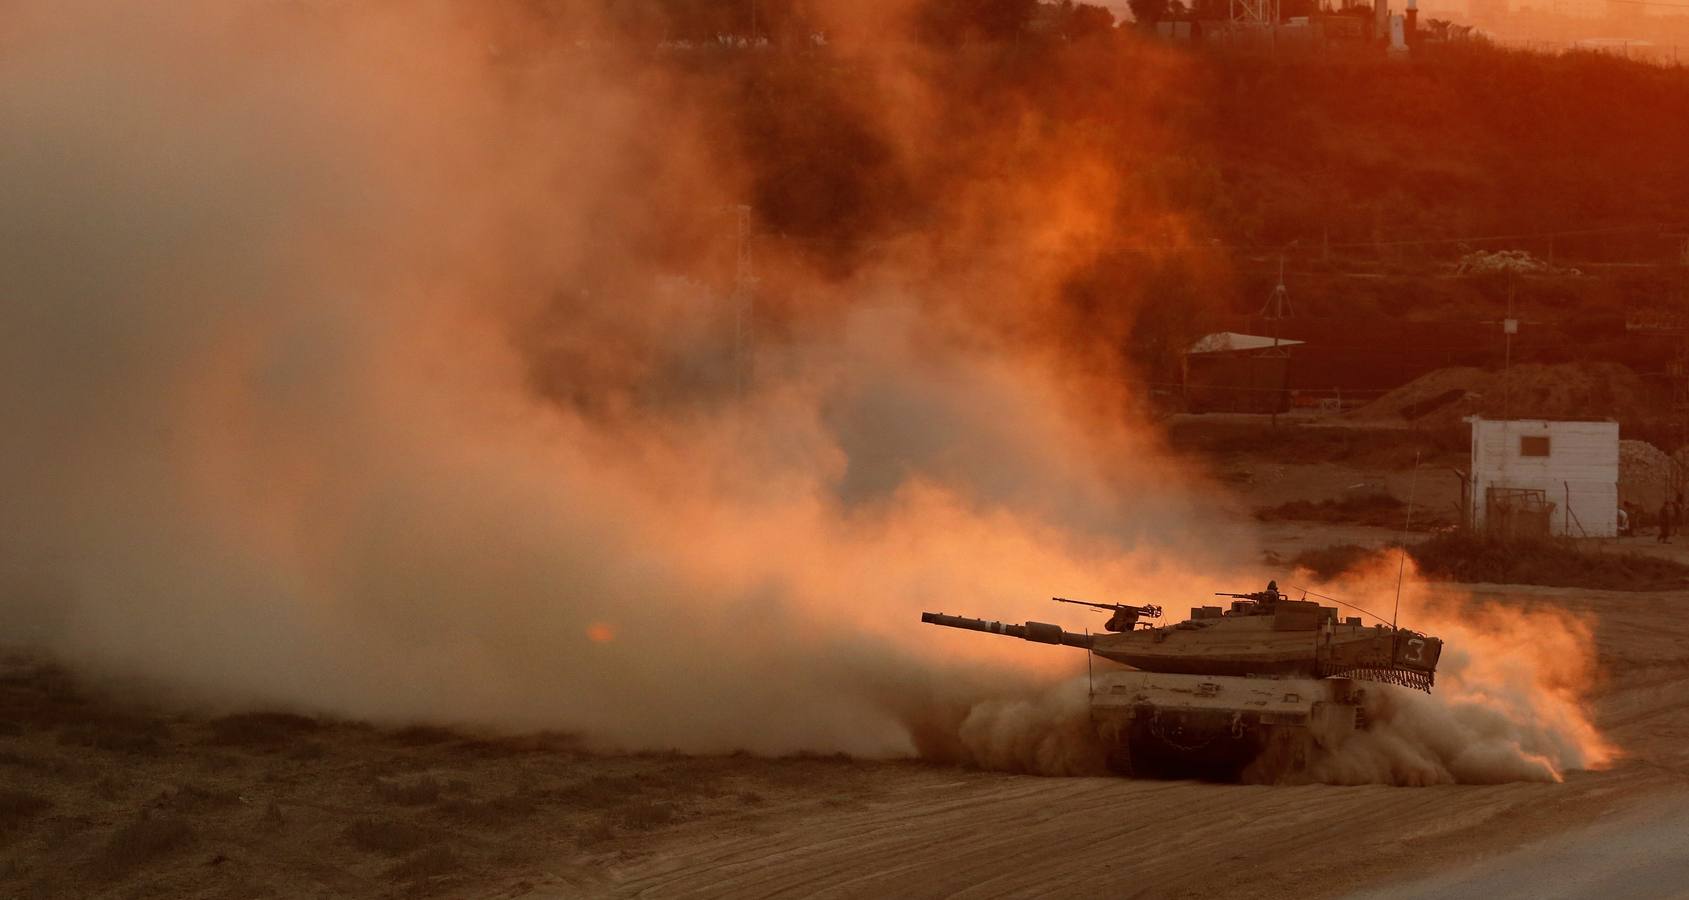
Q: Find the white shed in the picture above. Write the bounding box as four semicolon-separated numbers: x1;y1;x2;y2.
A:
1467;417;1619;538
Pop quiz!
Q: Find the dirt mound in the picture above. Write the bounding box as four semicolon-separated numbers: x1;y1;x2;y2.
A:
1353;362;1663;427
1619;439;1689;510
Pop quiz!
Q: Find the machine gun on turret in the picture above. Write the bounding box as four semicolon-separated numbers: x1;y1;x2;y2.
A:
1213;581;1288;614
1052;597;1162;632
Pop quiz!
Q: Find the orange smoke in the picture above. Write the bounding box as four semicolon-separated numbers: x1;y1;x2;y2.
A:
0;0;1244;762
1304;556;1617;785
0;0;1609;788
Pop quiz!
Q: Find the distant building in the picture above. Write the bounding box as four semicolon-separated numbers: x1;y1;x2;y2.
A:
1183;332;1303;414
1466;417;1618;538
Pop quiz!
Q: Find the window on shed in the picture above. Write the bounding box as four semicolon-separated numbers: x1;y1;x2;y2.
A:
1520;435;1551;457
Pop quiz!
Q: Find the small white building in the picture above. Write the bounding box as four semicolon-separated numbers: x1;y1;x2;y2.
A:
1467;417;1619;538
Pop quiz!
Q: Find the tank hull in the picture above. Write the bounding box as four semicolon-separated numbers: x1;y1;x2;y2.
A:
1089;670;1361;781
1089;615;1438;691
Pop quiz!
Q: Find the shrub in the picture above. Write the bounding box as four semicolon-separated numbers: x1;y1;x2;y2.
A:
1288;544;1377;579
1292;532;1689;590
1410;532;1689;591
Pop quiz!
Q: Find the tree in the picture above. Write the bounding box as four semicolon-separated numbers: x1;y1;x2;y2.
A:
1065;2;1117;36
919;0;1040;43
1127;0;1169;27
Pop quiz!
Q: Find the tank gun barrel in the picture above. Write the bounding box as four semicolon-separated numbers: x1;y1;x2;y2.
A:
920;612;1095;650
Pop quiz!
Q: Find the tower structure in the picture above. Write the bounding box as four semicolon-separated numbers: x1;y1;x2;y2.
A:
1230;0;1279;25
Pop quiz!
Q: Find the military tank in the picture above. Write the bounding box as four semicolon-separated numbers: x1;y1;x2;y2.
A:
922;584;1443;780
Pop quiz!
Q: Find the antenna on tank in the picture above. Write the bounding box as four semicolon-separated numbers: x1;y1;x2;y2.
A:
1290;585;1391;625
1085;627;1093;699
1392;451;1422;630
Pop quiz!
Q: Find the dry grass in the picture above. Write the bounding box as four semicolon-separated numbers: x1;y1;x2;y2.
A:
1410;532;1689;591
1287;544;1380;579
1290;533;1689;590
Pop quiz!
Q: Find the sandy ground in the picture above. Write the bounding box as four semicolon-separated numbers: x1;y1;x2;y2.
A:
5;448;1688;898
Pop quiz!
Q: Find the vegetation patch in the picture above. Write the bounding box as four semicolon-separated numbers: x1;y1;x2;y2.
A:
1409;532;1689;591
1290;533;1689;591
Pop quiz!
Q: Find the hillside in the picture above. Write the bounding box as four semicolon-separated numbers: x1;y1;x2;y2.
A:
588;27;1689;379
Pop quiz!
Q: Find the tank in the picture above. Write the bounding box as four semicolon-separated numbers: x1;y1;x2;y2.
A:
921;585;1444;781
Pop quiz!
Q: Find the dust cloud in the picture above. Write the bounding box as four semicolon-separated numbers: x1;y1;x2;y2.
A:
0;1;1227;761
1305;561;1617;785
0;2;1614;786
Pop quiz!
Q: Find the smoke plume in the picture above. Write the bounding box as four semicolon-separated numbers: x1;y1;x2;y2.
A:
0;1;1228;763
1304;561;1617;785
0;2;1614;784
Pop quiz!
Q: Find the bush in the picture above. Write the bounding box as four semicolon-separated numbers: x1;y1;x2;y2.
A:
1292;532;1689;590
1288;544;1378;579
1409;532;1689;591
